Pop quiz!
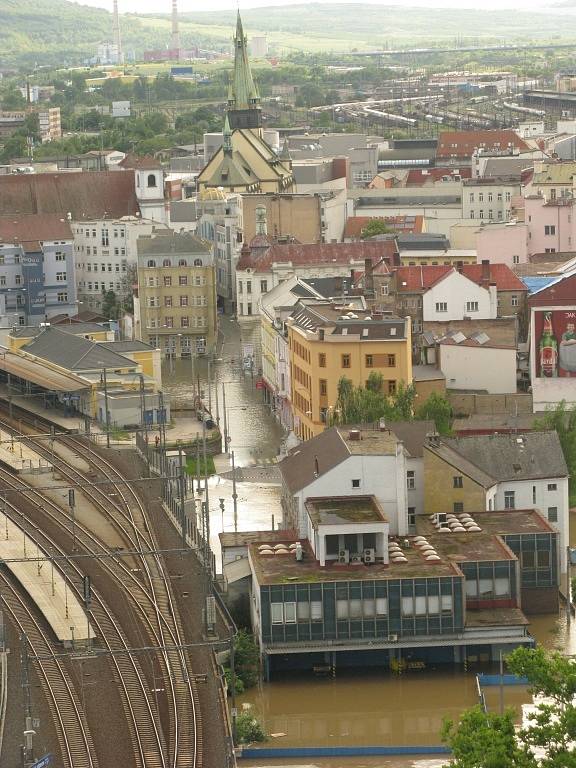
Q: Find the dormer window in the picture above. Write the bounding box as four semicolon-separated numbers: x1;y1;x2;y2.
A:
147;173;157;188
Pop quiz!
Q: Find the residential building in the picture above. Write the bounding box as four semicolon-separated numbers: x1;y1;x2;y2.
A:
118;154;166;222
462;177;521;222
475;222;529;268
528;268;576;411
135;229;217;357
523;196;575;256
423;431;569;571
419;317;517;367
73;217;166;313
38;107;62;143
436;130;531;167
529;160;576;202
435;332;518;394
286;301;412;440
343;215;424;242
197;14;294;194
0;214;77;324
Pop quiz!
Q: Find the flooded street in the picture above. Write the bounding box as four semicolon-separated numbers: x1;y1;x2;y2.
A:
163;318;575;765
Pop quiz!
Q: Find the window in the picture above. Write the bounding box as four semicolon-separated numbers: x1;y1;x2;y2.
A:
548;483;557;491
408;507;416;528
488;210;493;220
164;296;173;307
319;353;326;367
407;470;415;490
55;252;66;261
506;191;511;202
179;276;188;286
181;317;190;328
162;259;171;267
342;354;351;368
453;502;464;514
497;192;502;201
469;192;474;202
511;295;518;307
247;303;252;316
310;601;322;620
376;597;388;615
147;260;156;268
0;277;5;287
179;259;187;267
165;317;174;328
260;280;268;293
365;354;373;368
436;302;448;313
453;476;463;488
351;479;360;488
319;379;327;396
194;259;203;267
466;301;479;312
388;380;396;395
380;284;389;296
57;292;68;303
545;225;556;236
479;210;484;219
180;296;188;307
284;602;296;624
246;281;252;294
533;486;537;504
548;507;558;523
504;490;515;509
101;229;109;246
14;275;21;285
147;173;157;188
164;276;172;287
387;354;396;367
56;272;67;282
470;211;475;219
478;193;484;202
488;192;493;202
271;603;283;624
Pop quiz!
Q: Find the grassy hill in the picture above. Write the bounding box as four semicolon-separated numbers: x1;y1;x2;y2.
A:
3;0;576;68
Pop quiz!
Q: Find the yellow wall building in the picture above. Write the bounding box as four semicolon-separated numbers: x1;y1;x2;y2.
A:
287;301;413;440
423;443;486;516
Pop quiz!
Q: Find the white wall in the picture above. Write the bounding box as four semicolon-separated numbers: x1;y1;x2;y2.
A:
423;271;496;321
529;305;576;411
439;344;517;393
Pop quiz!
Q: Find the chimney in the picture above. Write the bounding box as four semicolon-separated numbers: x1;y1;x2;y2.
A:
171;0;181;55
364;256;374;296
113;0;123;63
255;205;268;236
348;429;361;441
318;328;325;341
481;259;490;282
295;541;303;561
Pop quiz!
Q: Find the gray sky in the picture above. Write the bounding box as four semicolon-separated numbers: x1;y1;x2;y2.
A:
71;0;557;14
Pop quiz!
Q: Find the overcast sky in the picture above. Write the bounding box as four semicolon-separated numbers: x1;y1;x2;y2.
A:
71;0;559;15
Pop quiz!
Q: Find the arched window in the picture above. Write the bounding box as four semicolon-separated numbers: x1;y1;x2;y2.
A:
147;173;157;188
147;259;156;268
178;259;187;267
163;259;171;267
193;258;203;267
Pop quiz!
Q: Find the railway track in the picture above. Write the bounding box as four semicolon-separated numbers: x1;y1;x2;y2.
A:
0;414;202;768
0;569;99;768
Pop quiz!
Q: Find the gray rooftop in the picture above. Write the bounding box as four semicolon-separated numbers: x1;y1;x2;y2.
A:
429;431;568;486
137;230;211;256
22;328;136;372
102;340;155;352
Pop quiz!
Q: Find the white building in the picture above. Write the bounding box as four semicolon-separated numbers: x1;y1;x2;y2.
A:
461;177;520;222
279;422;434;538
422;269;497;322
438;338;517;394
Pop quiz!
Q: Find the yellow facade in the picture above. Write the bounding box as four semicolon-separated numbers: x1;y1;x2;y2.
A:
423;446;486;516
9;328;111;351
288;323;413;441
400;253;476;267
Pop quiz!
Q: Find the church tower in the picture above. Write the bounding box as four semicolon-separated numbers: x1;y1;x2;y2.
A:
227;11;262;134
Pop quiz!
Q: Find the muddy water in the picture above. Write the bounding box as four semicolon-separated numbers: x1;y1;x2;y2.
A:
163;320;574;764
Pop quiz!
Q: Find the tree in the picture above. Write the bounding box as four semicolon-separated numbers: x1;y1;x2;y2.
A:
360;219;393;239
101;290;119;320
442;647;576;768
235;711;266;744
416;392;453;435
534;401;576;504
234;630;260;690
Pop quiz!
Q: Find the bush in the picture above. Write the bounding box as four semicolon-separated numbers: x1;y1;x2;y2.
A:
235;711;266;744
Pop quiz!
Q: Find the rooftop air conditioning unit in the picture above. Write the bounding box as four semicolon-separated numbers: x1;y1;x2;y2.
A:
351;554;363;564
363;548;376;564
388;634;398;642
338;549;349;564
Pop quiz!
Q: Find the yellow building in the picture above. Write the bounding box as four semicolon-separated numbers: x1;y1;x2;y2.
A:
136;230;218;357
8;322;115;351
287;301;413;440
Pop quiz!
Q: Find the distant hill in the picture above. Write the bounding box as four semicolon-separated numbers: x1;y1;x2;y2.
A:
3;0;576;68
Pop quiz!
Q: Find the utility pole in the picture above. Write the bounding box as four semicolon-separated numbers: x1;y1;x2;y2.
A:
68;488;76;552
158;391;166;450
222;383;228;452
178;446;186;552
102;368;110;449
20;633;35;767
207;359;212;415
230;635;237;745
231;450;238;534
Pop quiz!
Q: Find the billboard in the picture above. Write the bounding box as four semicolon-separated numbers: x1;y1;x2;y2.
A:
534;309;576;378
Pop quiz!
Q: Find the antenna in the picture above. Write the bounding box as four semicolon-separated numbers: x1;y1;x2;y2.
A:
112;0;123;64
171;0;181;58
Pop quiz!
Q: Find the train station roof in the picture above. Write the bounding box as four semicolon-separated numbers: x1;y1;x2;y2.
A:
0;349;90;392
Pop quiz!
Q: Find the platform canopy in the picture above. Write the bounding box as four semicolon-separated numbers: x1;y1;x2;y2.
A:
0;350;90;393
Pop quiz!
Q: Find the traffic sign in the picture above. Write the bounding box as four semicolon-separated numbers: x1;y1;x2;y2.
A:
32;755;52;768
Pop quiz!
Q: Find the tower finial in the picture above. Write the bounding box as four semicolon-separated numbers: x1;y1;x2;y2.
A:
227;10;262;133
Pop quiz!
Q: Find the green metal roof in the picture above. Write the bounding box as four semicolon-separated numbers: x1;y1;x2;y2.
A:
228;12;260;111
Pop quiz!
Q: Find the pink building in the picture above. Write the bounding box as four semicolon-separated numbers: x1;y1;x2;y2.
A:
524;196;575;255
476;222;529;267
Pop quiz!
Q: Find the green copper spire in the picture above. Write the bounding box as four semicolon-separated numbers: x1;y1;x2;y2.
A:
227;11;262;131
223;113;233;154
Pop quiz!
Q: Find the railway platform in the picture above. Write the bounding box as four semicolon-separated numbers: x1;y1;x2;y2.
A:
0;511;94;645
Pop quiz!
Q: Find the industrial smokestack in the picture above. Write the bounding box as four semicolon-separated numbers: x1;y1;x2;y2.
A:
113;0;123;64
171;0;181;58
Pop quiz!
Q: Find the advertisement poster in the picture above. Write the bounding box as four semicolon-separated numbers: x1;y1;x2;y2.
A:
535;309;576;378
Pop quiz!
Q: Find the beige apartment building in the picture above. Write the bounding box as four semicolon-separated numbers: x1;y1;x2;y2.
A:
136;230;217;357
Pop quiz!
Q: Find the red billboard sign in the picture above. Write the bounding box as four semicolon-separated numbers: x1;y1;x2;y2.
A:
534;309;576;378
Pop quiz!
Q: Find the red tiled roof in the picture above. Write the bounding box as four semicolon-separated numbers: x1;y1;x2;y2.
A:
0;171;140;219
437;130;530;159
0;213;73;244
396;264;527;292
405;168;472;185
237;239;398;272
119;153;162;170
343;215;423;239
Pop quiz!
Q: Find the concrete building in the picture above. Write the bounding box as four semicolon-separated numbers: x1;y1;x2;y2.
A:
0;214;77;325
286;302;412;441
475;222;529;268
436;130;531;167
436;334;518;394
287;133;383;187
291;157;348;195
462;177;521;222
136;229;217;357
423;431;569;571
38;108;62;143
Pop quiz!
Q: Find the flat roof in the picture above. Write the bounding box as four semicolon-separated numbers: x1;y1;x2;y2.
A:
466;607;529;627
416;508;555;538
249;539;460;585
426;532;516;564
340;427;399;456
219;530;295;548
305;496;387;527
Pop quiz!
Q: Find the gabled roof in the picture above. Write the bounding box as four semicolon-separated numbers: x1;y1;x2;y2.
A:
0;172;140;219
406;167;472;185
237;238;397;272
395;263;526;292
427;431;568;487
118;153;162;170
0;213;73;243
436;130;530;159
460;263;527;291
279;427;350;493
21;328;135;372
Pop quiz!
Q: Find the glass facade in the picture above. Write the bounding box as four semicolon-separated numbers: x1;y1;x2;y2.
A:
502;532;557;589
